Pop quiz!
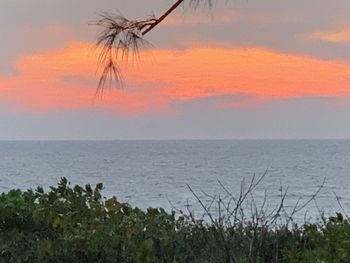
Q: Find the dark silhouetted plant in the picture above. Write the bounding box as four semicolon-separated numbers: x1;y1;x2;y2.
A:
93;0;223;93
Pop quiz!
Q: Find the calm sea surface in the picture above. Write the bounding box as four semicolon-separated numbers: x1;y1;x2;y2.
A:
1;140;350;221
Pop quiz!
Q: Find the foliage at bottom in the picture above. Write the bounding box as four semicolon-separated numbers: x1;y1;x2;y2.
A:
0;178;348;263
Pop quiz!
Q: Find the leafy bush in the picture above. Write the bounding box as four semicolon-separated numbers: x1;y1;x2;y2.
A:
0;178;349;262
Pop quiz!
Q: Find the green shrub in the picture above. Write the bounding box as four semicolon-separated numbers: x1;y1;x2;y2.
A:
0;178;349;263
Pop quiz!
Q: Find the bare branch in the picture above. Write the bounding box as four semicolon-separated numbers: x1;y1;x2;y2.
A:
142;0;185;35
334;191;349;220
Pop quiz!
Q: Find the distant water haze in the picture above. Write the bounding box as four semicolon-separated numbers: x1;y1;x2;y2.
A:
0;140;349;221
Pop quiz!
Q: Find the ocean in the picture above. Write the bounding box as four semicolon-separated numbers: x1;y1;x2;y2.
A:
1;140;349;222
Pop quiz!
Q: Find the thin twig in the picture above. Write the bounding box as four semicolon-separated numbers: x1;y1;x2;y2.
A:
93;0;221;91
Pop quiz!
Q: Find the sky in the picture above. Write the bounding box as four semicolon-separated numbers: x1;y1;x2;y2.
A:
1;0;350;139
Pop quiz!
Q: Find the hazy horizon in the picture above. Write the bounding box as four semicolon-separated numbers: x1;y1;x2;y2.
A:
3;138;350;141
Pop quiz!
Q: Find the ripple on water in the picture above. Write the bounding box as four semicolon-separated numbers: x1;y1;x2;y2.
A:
0;140;349;222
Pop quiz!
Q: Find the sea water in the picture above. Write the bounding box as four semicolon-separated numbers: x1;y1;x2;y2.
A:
0;140;349;222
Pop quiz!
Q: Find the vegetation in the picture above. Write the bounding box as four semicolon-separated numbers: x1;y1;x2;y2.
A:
0;177;349;263
94;0;224;91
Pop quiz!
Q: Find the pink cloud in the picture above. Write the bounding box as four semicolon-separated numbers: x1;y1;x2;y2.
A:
1;42;350;115
310;26;350;43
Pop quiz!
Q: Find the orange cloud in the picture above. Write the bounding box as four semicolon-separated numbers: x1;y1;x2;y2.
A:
1;43;350;115
310;27;350;43
126;47;350;100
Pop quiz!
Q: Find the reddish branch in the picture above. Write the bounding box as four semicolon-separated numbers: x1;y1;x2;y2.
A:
142;0;185;35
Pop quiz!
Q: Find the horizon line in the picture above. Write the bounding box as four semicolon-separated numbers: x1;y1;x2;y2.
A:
1;138;350;142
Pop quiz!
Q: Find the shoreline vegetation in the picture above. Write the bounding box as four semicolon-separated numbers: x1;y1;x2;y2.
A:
0;176;349;262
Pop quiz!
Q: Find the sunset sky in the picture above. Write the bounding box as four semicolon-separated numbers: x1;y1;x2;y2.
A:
1;0;350;139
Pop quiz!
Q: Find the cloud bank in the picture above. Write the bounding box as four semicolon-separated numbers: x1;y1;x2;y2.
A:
1;42;350;115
